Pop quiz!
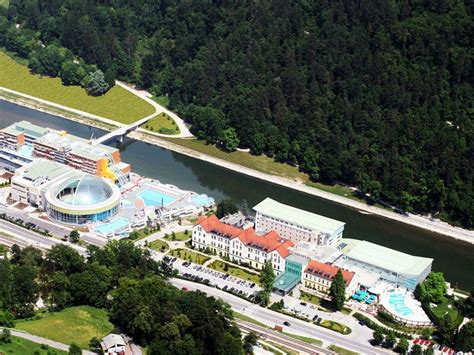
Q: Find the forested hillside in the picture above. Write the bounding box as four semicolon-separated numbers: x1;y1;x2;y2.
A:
2;0;473;228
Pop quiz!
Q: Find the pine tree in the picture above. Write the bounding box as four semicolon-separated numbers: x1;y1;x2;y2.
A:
329;269;346;311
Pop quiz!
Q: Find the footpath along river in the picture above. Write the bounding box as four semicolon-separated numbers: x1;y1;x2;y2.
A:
1;99;473;289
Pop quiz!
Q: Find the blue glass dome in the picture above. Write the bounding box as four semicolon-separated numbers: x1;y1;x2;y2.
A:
58;175;113;206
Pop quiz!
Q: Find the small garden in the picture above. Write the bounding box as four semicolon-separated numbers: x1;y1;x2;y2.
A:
168;248;210;265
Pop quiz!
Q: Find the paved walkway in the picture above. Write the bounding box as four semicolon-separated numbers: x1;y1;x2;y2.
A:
2;328;96;354
115;81;193;138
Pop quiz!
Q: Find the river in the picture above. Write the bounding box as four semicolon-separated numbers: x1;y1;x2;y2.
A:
1;100;472;289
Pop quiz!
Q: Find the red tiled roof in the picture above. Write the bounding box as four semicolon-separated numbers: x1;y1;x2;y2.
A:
305;259;354;285
196;215;294;257
197;214;245;239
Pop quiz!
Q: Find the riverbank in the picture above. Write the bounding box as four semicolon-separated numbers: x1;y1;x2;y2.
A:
1;87;473;245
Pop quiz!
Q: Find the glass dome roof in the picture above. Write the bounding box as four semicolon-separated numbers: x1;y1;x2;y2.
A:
58;175;113;206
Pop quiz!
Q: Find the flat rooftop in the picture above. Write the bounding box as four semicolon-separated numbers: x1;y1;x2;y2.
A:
341;239;433;276
253;198;345;235
21;160;75;181
1;121;49;138
35;132;117;161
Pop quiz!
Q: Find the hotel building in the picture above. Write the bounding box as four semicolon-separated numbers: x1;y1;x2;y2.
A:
253;198;345;247
193;214;294;273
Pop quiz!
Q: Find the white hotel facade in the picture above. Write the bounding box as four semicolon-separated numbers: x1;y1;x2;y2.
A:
253;198;345;247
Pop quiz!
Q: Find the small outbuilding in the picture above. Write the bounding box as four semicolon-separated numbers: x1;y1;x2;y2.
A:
100;334;127;355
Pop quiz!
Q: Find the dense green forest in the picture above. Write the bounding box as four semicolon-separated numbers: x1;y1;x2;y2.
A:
0;242;244;354
1;0;473;228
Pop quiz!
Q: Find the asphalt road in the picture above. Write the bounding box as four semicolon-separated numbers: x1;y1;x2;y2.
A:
0;220;88;256
0;205;105;247
170;278;386;355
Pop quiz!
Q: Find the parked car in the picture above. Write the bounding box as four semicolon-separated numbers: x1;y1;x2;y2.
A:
300;302;307;306
283;321;291;327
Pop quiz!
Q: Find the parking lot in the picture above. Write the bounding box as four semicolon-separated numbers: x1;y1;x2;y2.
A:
168;257;261;299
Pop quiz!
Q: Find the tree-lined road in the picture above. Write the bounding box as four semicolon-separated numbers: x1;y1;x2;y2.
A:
170;278;385;355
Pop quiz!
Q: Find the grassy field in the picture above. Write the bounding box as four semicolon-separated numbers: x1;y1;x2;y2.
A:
328;345;359;355
0;336;67;355
141;112;179;135
15;306;113;349
169;248;210;264
0;0;8;7
148;239;169;252
209;260;260;284
164;231;191;241
0;52;155;123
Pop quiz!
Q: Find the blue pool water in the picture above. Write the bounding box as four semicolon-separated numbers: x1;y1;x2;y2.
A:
389;293;413;316
95;217;129;235
191;194;214;207
121;199;134;209
139;188;177;207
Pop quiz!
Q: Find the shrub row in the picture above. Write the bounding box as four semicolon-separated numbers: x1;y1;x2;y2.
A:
353;312;412;339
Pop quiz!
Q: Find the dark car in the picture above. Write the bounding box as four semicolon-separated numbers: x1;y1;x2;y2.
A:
250;283;256;288
283;321;291;327
312;315;318;322
300;302;307;306
359;320;365;326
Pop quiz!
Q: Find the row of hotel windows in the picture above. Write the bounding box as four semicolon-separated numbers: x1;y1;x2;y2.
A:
257;213;313;233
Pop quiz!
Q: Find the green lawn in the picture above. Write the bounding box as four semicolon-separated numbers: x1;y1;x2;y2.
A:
0;52;155;123
154;95;170;107
169;248;210;265
0;0;8;7
148;239;169;252
328;345;359;355
300;291;323;306
141;112;179;135
430;297;462;325
15;306;114;349
0;336;67;355
164;231;191;241
209;260;260;284
320;320;352;335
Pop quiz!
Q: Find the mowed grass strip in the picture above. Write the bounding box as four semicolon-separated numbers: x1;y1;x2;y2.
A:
209;260;260;284
15;306;113;349
161;137;363;202
0;336;67;355
0;52;155;123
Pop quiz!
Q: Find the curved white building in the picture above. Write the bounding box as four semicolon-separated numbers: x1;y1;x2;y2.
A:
45;174;121;224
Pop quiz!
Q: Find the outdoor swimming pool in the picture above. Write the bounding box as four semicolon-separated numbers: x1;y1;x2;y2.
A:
95;217;130;235
138;188;177;207
191;194;214;207
389;292;413;317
